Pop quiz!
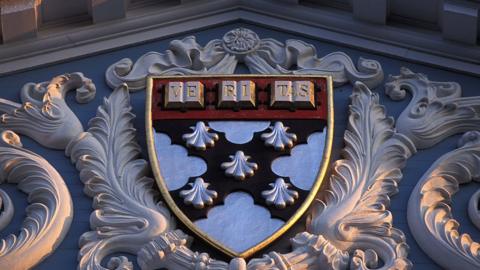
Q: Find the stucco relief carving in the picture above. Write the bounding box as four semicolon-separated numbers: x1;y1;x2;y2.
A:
105;28;384;91
246;82;415;270
385;67;480;149
137;230;234;270
0;72;96;149
0;36;416;269
137;82;414;269
407;131;480;269
0;189;13;232
66;85;173;269
0;130;73;269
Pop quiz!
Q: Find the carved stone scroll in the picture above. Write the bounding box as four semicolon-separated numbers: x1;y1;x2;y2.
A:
0;130;73;269
385;67;480;149
0;72;96;149
407;131;480;269
106;28;384;91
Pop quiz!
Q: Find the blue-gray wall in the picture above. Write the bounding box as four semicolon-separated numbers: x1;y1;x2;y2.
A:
0;22;479;269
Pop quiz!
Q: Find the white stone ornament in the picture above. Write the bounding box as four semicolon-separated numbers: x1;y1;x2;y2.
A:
106;27;384;91
262;178;299;209
0;130;73;269
248;82;415;269
407;131;480;269
385;67;480;149
261;121;297;151
66;85;173;269
182;121;219;150
221;151;258;180
0;72;96;149
137;230;235;270
0;49;399;269
0;188;13;232
180;178;218;209
222;28;260;55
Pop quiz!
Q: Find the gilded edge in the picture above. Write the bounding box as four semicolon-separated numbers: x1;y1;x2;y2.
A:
145;74;334;259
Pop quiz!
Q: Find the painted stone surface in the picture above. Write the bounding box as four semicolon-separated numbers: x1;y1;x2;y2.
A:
0;23;478;269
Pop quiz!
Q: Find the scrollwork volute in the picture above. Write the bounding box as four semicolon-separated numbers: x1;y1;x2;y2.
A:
0;72;96;149
106;28;384;91
0;130;73;269
385;67;480;149
407;131;480;269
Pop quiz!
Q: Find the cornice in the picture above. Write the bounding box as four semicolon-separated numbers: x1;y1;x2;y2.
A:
0;0;479;76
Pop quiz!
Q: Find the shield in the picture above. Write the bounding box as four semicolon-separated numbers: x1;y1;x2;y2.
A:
146;75;333;258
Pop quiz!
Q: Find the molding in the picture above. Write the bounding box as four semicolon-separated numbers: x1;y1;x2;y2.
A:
0;0;479;76
0;130;73;269
352;0;389;24
105;27;384;90
88;0;128;24
442;0;478;44
385;67;480;149
407;131;480;269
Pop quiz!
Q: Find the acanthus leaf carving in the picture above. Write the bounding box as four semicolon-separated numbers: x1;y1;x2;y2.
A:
407;131;480;269
307;81;415;269
65;85;173;269
0;72;96;149
137;230;234;270
106;28;384;91
0;130;73;269
246;82;415;270
385;67;480;149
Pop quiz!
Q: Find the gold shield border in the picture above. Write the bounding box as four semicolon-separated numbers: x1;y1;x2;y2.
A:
145;74;334;259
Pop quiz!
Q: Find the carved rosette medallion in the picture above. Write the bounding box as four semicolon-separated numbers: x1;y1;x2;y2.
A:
222;27;261;55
